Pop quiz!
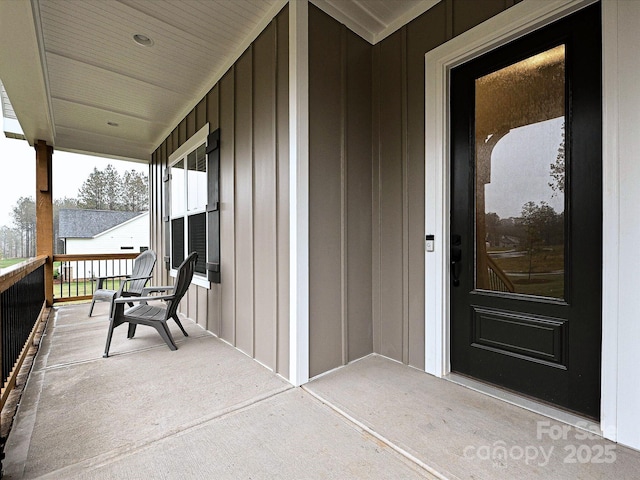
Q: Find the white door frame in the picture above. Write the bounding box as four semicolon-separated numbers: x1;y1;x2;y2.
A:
424;0;618;441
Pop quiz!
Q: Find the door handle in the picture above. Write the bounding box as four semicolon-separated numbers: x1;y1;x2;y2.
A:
451;234;462;287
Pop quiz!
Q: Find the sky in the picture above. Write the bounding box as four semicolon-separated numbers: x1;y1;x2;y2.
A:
0;132;147;227
0;115;562;227
485;117;564;219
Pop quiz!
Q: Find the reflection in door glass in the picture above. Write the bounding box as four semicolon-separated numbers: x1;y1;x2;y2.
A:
475;45;565;299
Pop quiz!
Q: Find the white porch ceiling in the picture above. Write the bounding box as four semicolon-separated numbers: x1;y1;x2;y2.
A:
0;0;439;163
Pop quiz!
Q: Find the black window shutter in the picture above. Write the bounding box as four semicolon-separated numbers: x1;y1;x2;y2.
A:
188;213;206;274
171;217;185;268
162;168;171;270
206;129;221;283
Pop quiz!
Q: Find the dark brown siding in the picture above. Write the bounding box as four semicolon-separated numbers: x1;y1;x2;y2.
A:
149;6;289;376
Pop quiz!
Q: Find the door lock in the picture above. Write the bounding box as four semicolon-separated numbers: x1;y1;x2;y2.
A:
451;234;462;287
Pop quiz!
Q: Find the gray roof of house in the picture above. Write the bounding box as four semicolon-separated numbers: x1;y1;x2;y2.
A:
58;209;143;238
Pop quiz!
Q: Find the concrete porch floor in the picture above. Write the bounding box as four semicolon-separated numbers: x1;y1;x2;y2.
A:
3;303;640;479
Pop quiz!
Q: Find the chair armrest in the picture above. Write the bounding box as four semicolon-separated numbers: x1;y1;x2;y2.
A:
96;274;130;290
121;275;153;284
113;275;153;296
141;285;175;296
96;274;130;281
114;294;174;304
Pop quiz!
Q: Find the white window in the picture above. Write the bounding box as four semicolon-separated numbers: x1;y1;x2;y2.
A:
169;124;209;287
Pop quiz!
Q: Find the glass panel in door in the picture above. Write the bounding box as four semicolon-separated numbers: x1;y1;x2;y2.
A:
474;45;565;299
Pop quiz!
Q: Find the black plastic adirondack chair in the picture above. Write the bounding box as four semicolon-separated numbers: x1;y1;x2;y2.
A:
103;252;197;357
89;249;157;317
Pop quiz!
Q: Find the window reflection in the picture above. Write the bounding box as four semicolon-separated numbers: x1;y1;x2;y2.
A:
187;143;207;211
475;45;565;299
171;159;184;215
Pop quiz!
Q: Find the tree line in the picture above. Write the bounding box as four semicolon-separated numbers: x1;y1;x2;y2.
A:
485;201;564;257
0;165;148;259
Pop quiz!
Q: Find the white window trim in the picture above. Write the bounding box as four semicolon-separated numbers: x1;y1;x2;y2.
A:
168;124;210;289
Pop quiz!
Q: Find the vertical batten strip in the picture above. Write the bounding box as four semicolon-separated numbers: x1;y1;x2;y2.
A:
273;17;280;373
276;6;290;379
251;43;257;360
340;25;349;366
220;70;237;345
445;0;454;40
371;44;382;355
401;27;410;365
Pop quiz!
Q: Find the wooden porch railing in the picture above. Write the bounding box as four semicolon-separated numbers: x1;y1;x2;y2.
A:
0;256;47;413
487;255;515;293
52;253;140;303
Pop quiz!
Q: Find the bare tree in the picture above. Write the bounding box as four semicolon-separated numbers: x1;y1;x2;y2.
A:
10;196;36;257
0;225;22;259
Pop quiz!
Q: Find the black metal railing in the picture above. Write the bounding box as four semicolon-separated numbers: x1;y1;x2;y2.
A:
0;256;47;409
1;256;47;477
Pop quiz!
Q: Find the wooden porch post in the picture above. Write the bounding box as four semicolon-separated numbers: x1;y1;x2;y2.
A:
35;140;54;306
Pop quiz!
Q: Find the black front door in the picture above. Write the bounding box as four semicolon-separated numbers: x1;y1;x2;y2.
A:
450;3;602;419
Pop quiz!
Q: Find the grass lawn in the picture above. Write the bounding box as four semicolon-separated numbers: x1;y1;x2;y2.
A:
2;259;128;301
0;258;28;269
54;279;123;299
511;274;565;298
490;245;565;298
489;245;564;273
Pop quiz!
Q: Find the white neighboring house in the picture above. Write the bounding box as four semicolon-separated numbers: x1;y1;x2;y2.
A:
58;209;149;280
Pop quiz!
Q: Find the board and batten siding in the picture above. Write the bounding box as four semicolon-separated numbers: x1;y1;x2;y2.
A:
149;6;289;377
305;0;520;377
148;0;521;380
372;0;520;369
308;5;373;378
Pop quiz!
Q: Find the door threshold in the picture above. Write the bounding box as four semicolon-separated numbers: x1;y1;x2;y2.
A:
445;372;602;437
